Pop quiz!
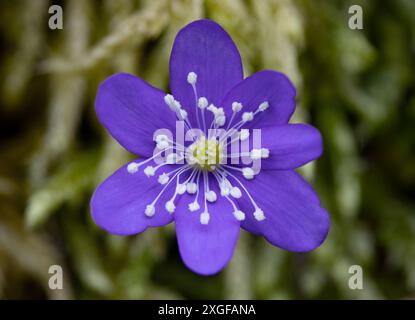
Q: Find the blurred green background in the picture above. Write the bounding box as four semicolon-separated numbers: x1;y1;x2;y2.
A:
0;0;414;299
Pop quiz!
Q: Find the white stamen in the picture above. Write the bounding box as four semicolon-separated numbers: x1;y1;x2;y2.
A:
254;208;266;221
188;201;200;212
216;107;225;116
261;148;270;158
239;129;250;141
242;112;254;122
164;95;182;113
165;200;175;213
205;190;217;203
210;106;224;118
230;186;242;199
200;212;210;225
155;134;168;143
242;167;255;180
164;94;175;107
172;100;182;111
187;71;197;85
232;102;243;112
155;134;169;149
127;162;139;173
145;204;155;217
220;186;230;196
144;166;155;177
166;153;177;164
157;140;169;150
207;104;218;114
177;183;187;195
219;168;264;223
186;182;197;194
198;97;208;109
212;171;249;223
158;173;169;185
233;210;246;221
145;166;191;217
250;149;262;160
215;115;226;127
206;106;225;128
258;101;269;112
180;109;188;119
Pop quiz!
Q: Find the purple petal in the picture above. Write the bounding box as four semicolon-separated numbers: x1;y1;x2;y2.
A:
240;124;323;170
174;181;240;275
234;170;329;252
95;73;176;157
221;70;296;128
170;19;243;129
90;159;181;235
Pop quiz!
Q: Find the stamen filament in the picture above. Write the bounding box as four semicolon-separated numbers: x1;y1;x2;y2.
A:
218;167;265;221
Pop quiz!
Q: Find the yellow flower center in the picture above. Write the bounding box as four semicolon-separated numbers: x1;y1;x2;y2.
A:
189;137;224;171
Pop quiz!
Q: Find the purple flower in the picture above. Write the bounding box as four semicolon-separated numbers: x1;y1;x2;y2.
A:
91;19;329;275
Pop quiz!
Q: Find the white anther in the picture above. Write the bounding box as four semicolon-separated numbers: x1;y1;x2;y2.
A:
254;208;266;221
172;100;182;112
157;140;169;150
156;135;169;149
188;201;200;212
187;71;197;85
250;148;269;160
165;201;175;213
186;182;197;194
216;107;225;116
242;112;254;122
205;190;217;203
250;149;262;160
127;162;139;173
209;106;224;118
220;186;230;196
207;104;218;114
158;173;169;185
180;109;188;119
242;167;255;180
239;129;250;141
177;184;187;195
258;101;269;112
155;134;168;143
232;102;243;112
261;148;270;158
233;210;246;221
215;115;226;127
144;166;155;177
198;97;208;109
200;212;210;225
145;204;155;217
164;94;175;107
230;187;242;199
166;153;177;164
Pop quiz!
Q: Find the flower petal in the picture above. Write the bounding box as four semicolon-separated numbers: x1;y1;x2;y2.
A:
170;19;243;129
235;124;323;170
90;159;182;235
234;170;329;252
221;70;296;128
174;182;240;275
95;73;176;157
